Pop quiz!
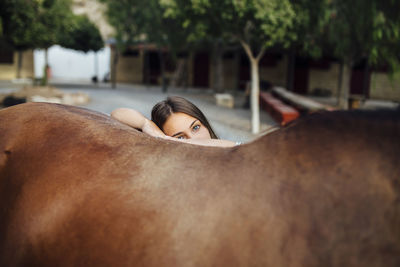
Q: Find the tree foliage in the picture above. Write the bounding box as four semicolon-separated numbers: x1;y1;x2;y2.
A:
328;0;400;68
0;0;104;82
0;0;103;52
162;0;295;133
100;0;188;52
59;14;104;53
100;0;192;89
35;0;74;49
0;0;73;50
0;0;41;50
99;0;144;50
289;0;331;57
326;0;400;108
162;0;295;55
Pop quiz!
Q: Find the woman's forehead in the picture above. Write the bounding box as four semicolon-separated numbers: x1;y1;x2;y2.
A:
163;112;198;134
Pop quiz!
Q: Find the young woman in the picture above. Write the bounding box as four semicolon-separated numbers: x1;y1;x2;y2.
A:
111;96;237;147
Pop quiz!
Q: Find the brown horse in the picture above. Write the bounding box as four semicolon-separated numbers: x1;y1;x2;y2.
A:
0;102;399;267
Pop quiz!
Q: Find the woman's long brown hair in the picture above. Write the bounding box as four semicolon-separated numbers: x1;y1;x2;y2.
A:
151;96;218;139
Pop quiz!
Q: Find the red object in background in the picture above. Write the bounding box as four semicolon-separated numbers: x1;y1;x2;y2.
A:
259;92;300;126
46;66;51;79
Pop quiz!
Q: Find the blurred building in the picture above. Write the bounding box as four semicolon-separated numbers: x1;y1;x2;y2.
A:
0;41;34;81
34;46;111;83
115;45;400;102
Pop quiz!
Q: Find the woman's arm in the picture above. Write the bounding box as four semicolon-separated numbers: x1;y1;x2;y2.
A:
164;137;237;147
111;108;165;138
111;108;237;147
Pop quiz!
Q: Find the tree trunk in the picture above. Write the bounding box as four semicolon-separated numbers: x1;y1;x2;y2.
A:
111;46;118;89
362;59;369;99
183;52;193;90
212;42;224;93
215;52;224;93
16;51;23;79
41;48;49;86
240;40;265;134
250;58;260;133
232;48;240;95
336;61;344;107
45;48;48;67
286;48;295;91
159;50;167;93
94;52;99;84
143;48;150;87
338;62;351;110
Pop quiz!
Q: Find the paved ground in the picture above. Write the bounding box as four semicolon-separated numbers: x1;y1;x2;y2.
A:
0;81;278;143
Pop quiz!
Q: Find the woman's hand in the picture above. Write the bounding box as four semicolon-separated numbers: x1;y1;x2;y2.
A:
141;119;167;138
111;108;166;138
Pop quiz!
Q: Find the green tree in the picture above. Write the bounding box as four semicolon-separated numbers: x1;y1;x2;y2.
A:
58;14;104;83
0;0;76;82
99;0;143;49
100;0;189;89
328;0;400;109
286;0;331;92
162;1;241;93
59;14;103;53
100;0;151;88
0;0;41;78
35;0;74;84
138;0;190;90
162;0;296;133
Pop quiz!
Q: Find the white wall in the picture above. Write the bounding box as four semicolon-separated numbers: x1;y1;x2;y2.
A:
34;45;110;82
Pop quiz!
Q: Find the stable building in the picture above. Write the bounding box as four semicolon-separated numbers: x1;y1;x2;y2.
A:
0;41;34;80
113;46;400;102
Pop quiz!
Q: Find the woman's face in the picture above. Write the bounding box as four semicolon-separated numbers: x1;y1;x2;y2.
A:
162;112;211;140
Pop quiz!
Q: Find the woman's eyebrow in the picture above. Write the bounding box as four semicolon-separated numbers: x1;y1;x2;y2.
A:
171;120;199;137
171;132;183;137
190;120;199;128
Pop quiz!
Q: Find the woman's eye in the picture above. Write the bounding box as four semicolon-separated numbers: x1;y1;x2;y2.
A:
177;136;185;139
192;125;200;131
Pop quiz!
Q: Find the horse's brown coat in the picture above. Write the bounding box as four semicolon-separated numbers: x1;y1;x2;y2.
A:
0;103;399;267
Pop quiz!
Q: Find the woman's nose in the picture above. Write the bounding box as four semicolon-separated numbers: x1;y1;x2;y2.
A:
186;132;194;139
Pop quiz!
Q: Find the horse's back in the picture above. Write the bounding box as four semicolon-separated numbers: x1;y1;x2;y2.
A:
0;103;399;267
